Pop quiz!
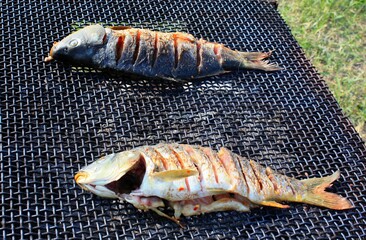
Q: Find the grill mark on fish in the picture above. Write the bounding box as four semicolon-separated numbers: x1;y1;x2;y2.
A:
287;178;296;195
265;167;278;193
184;145;203;191
169;146;185;169
171;33;195;70
200;147;220;184
173;33;195;43
217;152;230;177
249;160;263;191
161;145;180;169
217;149;228;167
144;146;163;172
216;148;237;186
102;33;107;44
173;35;179;69
213;44;223;65
212;148;229;178
167;146;188;192
193;162;203;191
154;147;168;170
132;30;141;65
185;179;191;192
196;40;202;74
151;32;159;68
115;35;125;63
236;155;250;194
198;147;219;184
170;145;193;192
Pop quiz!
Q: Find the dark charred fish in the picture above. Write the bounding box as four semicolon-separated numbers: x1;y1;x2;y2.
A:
45;25;281;80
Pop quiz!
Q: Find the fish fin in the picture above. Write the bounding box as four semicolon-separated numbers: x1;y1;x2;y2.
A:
206;188;227;194
151;208;184;227
260;200;290;208
300;171;353;210
109;25;132;31
152;169;198;181
239;50;282;71
240;51;273;61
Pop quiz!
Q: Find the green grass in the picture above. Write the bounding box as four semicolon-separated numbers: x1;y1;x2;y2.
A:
278;0;366;140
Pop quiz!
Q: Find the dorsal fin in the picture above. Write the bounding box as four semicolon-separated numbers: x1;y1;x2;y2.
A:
109;25;132;31
206;187;227;194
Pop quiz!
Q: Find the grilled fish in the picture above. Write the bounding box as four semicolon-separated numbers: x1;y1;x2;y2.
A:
74;143;352;225
44;25;281;80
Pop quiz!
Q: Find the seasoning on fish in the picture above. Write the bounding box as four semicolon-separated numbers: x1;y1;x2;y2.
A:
74;143;352;226
44;24;282;80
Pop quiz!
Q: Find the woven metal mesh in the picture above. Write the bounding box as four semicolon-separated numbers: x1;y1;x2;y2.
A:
1;0;365;239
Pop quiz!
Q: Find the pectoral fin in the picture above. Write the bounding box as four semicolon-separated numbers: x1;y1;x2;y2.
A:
206;188;227;194
152;169;198;181
151;208;184;227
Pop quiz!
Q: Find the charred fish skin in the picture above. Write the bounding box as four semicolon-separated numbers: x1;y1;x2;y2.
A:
75;143;352;224
45;24;281;80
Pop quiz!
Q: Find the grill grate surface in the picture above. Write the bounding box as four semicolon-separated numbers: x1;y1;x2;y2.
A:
1;0;365;239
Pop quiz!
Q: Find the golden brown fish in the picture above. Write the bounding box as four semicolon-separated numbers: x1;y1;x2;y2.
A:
74;143;352;226
44;25;281;80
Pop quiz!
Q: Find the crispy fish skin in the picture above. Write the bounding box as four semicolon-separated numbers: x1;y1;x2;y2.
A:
74;143;352;225
45;24;281;80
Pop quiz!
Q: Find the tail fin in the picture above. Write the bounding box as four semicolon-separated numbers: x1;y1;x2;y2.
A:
239;51;273;61
238;50;282;71
300;171;353;210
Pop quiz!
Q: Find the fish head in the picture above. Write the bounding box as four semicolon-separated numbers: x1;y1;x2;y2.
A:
74;150;146;199
44;24;107;64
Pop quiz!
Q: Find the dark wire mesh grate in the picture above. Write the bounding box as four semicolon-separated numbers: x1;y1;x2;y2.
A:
1;0;365;239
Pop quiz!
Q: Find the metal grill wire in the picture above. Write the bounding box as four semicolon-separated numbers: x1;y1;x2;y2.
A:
1;0;365;239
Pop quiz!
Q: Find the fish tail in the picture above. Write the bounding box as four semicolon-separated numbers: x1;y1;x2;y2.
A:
221;48;282;72
238;50;282;71
239;51;273;61
299;171;353;210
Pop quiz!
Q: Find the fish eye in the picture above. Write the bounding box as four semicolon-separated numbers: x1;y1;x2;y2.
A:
68;39;80;48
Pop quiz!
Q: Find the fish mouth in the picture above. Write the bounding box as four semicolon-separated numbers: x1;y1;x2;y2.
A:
44;41;58;62
104;155;146;195
74;171;90;191
75;171;89;183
